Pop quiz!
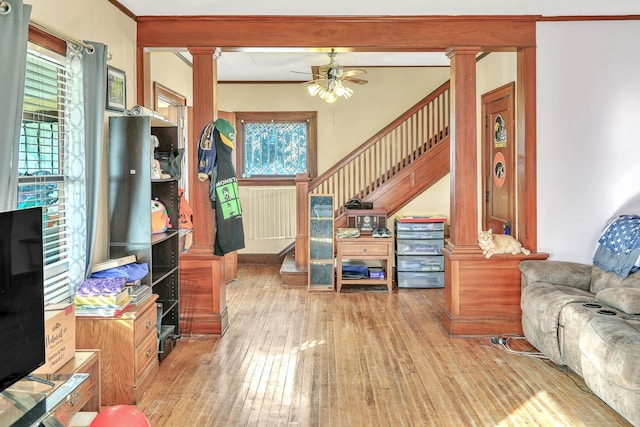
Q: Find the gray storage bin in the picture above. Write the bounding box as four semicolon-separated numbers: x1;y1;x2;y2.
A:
396;230;445;239
396;239;444;255
397;271;445;288
395;221;445;232
397;255;444;272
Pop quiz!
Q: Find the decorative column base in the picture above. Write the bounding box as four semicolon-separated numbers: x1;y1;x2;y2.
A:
441;245;548;336
180;245;229;335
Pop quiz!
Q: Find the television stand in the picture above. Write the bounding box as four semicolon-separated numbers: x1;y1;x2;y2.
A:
0;373;88;427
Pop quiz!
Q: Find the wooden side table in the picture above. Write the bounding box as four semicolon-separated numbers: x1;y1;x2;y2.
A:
336;236;393;293
52;350;101;424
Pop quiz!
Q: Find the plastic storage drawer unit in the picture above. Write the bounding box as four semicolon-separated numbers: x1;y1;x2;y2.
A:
395;216;447;289
397;271;445;288
396;255;444;272
396;239;444;255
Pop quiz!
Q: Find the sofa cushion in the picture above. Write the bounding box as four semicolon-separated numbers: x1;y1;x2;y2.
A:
595;287;640;314
590;266;640;294
580;316;640;426
519;260;592;290
558;302;615;376
521;282;594;365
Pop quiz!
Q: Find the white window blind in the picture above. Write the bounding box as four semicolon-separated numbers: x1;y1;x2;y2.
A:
18;47;70;304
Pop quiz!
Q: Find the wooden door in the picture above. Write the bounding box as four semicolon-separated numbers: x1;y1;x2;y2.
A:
482;82;515;234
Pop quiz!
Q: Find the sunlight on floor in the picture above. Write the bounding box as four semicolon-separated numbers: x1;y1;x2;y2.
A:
295;340;326;351
497;390;576;426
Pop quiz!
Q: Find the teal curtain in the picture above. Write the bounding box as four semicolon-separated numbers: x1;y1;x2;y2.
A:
0;1;31;211
65;40;108;294
82;41;108;283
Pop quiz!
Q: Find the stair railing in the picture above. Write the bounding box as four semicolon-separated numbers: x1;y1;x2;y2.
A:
294;81;450;269
309;80;450;218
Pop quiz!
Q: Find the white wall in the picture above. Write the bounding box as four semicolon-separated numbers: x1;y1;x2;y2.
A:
150;52;193;106
537;20;640;263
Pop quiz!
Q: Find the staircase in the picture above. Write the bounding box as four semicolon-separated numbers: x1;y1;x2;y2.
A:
281;81;451;285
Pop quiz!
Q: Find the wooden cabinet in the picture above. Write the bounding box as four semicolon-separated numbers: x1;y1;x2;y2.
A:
75;296;159;405
108;115;180;354
336;236;393;293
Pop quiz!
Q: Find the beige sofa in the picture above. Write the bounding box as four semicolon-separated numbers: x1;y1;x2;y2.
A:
519;260;640;426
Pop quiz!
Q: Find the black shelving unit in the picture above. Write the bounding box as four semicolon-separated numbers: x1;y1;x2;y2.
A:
108;115;181;360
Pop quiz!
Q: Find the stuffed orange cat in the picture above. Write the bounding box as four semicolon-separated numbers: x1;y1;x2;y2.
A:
478;229;530;259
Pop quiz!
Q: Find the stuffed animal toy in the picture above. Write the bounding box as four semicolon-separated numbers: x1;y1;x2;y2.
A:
151;199;172;234
151;135;170;179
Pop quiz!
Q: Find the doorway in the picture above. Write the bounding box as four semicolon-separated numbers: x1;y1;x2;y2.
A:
481;82;516;235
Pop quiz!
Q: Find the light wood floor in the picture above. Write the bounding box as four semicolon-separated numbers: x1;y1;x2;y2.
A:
137;265;631;426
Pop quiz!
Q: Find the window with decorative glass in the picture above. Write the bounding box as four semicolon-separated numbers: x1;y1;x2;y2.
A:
18;44;70;304
236;112;317;185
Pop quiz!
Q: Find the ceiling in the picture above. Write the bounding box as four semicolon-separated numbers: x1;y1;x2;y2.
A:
173;49;451;82
117;0;640;82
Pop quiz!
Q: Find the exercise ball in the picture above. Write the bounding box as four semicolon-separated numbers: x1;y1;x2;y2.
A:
90;405;151;427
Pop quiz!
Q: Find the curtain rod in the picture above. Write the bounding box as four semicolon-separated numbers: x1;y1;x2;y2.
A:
30;19;95;54
1;1;92;55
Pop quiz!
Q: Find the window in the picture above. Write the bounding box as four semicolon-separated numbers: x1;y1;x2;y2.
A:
18;43;70;304
236;112;317;185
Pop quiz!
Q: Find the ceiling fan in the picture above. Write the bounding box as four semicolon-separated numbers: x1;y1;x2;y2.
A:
293;48;368;103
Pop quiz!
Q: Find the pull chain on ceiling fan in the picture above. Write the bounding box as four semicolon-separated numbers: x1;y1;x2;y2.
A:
292;48;368;104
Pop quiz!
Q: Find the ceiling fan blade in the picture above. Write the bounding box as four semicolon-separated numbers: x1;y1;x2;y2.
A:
291;70;328;81
342;69;366;77
301;78;329;85
344;77;368;85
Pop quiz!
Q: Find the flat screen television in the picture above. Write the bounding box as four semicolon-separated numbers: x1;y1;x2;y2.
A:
0;207;45;393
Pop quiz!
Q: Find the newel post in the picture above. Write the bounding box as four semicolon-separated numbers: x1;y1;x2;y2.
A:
295;173;310;269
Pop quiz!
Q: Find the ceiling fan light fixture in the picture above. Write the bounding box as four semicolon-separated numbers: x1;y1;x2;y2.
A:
323;91;338;104
307;83;322;96
302;48;366;104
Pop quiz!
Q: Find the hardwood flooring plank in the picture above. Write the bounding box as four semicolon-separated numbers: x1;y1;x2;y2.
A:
136;265;632;427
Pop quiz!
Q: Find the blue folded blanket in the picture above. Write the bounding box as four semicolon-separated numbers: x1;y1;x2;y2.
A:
91;262;149;282
593;215;640;278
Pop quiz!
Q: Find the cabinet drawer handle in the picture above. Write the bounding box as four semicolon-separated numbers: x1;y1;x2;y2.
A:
69;391;80;407
363;248;368;253
146;348;154;358
145;319;152;329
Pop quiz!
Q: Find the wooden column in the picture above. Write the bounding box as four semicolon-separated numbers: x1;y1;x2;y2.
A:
179;49;228;335
189;49;217;249
441;47;547;336
516;46;538;252
446;47;480;249
442;47;483;335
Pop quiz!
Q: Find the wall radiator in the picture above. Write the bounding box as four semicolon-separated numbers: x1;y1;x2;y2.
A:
243;187;297;240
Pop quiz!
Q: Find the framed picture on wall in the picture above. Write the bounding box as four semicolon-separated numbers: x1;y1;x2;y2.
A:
106;66;126;112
